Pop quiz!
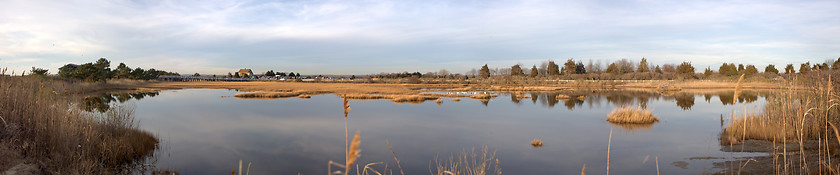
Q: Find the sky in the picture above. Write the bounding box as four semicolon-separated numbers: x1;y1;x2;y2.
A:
1;0;838;75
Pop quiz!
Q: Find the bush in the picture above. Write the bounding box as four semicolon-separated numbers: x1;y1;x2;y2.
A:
675;62;695;78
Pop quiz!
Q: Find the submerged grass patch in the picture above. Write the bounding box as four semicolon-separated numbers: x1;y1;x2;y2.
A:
606;107;659;124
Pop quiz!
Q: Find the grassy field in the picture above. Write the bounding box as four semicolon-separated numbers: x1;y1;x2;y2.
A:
0;74;158;174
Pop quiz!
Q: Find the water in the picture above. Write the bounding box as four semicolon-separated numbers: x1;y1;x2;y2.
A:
95;89;770;174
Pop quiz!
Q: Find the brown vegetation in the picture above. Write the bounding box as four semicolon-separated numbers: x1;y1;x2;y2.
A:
0;74;157;173
531;139;543;147
717;71;840;174
606;107;659;124
433;147;501;175
556;94;570;99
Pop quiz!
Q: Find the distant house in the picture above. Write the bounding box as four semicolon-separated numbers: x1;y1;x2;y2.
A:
237;69;254;78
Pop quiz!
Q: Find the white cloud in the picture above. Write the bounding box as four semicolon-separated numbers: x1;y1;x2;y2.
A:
0;0;838;75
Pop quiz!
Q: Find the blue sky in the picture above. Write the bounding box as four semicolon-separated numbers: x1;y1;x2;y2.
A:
1;0;838;75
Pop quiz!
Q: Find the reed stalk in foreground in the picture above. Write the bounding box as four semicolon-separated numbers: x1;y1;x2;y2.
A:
606;127;612;175
346;131;361;175
732;74;745;104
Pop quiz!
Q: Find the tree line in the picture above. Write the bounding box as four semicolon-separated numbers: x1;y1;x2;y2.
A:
56;58;179;82
470;57;840;80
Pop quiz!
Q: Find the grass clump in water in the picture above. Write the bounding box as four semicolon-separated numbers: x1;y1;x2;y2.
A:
606;107;659;124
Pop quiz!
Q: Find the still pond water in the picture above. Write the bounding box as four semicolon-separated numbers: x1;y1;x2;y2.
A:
92;89;770;174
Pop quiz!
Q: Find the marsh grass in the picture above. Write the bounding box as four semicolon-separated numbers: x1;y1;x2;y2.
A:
606;107;659;124
718;71;840;174
0;72;158;173
530;139;543;147
234;91;302;98
432;147;501;175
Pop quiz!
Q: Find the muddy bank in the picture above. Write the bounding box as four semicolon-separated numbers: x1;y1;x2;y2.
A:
714;139;840;174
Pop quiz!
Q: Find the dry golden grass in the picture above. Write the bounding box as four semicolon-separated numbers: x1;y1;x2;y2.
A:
433;147;501;175
346;131;361;175
732;74;745;104
716;71;840;174
606;107;659;124
390;95;439;103
0;75;157;173
234;91;301;98
556;94;570;99
468;94;495;100
530;139;543;147
342;94;388;100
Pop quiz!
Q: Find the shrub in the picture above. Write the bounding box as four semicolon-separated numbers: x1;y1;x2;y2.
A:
675;62;695;78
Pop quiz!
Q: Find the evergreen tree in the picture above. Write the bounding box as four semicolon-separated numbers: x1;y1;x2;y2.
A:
58;64;78;78
675;62;695;78
529;65;538;78
562;59;577;75
800;62;811;74
764;64;779;74
115;63;131;78
606;63;618;74
744;65;758;76
637;58;650;73
704;67;713;77
479;64;491;78
30;67;48;76
575;61;586;74
718;63;738;76
510;65;524;76
785;64;795;74
737;64;745;73
654;65;662;73
265;70;276;76
547;61;560;76
833;57;840;70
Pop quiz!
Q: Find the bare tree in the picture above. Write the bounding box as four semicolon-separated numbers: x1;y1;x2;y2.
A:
539;61;549;76
586;59;604;73
467;68;477;78
438;69;450;78
498;68;511;76
662;64;676;73
615;59;635;74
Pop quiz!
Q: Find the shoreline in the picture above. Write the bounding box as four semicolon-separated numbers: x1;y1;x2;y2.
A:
137;79;786;94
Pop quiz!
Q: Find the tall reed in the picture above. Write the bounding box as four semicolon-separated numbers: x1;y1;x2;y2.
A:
0;73;158;173
720;70;840;174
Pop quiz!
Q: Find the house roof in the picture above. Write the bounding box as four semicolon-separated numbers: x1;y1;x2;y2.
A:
238;69;253;74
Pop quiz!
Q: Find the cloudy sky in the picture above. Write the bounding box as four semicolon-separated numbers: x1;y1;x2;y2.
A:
1;0;838;75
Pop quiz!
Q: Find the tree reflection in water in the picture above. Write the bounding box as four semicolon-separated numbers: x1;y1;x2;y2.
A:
82;92;159;112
